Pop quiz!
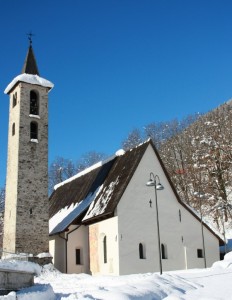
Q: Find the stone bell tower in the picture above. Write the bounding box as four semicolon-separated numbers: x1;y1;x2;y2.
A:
3;41;54;255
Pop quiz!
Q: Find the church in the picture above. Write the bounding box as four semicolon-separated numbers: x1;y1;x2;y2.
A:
2;44;223;275
49;139;223;275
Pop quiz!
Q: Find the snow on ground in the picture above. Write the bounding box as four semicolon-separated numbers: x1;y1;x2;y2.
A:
1;253;232;299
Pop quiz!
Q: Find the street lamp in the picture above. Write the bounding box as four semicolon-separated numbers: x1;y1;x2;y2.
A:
194;191;207;269
146;172;164;275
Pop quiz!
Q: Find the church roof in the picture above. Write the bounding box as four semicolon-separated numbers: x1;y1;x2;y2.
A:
49;141;148;235
49;140;224;245
4;45;54;94
21;45;40;75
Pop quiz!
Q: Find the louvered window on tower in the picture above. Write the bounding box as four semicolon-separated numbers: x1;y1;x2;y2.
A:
30;122;38;140
12;123;15;136
30;91;39;115
13;92;17;107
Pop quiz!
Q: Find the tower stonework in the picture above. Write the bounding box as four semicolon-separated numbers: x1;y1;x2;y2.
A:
3;45;53;255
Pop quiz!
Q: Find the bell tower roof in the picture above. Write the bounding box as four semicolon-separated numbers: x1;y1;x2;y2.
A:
21;45;40;75
4;43;54;95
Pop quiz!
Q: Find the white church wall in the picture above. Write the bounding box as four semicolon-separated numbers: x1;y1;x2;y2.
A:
117;144;220;275
89;216;119;275
181;207;220;269
49;235;66;273
67;225;90;274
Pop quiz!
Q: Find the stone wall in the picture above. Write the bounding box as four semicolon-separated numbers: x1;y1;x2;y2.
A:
3;82;50;255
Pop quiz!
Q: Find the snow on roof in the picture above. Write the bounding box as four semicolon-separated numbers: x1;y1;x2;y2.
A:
4;73;54;94
54;149;125;191
49;185;103;235
82;176;120;221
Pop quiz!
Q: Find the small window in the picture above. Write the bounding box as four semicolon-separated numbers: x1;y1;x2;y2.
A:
179;209;181;222
30;122;38;140
12;123;15;136
13;93;17;107
161;243;168;259
76;249;81;265
139;243;146;259
197;249;204;258
30;91;39;115
103;236;107;263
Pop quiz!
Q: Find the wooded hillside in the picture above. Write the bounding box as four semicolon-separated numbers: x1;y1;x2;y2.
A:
123;100;232;235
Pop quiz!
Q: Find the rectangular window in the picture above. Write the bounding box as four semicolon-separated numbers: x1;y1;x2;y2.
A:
161;243;168;259
76;249;81;265
103;236;107;263
197;249;204;258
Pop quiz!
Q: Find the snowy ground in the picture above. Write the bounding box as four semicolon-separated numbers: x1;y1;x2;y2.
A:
1;253;232;299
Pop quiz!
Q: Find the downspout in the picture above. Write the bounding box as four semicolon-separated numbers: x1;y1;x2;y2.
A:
59;225;80;273
58;233;67;273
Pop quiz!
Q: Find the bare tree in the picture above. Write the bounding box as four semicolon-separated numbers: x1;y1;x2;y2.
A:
121;103;232;233
158;103;232;232
122;129;143;150
76;151;107;172
49;151;106;194
49;157;76;194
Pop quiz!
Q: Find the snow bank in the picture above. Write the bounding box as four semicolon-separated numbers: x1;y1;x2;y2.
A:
17;284;55;300
0;292;16;300
35;269;199;300
36;253;52;259
0;260;41;275
212;251;232;269
1;249;232;299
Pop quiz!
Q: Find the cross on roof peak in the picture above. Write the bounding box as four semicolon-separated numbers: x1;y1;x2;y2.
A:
27;32;35;46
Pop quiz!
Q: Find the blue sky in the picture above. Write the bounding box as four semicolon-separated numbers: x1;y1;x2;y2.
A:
1;0;232;187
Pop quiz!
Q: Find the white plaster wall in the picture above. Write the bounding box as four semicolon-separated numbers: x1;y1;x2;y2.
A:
67;225;90;274
181;207;220;268
49;235;66;273
117;144;220;275
89;216;119;275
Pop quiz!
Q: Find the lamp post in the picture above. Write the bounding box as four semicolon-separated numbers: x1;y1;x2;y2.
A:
146;172;164;275
197;192;207;268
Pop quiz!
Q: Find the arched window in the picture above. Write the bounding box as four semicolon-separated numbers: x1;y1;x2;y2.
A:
139;243;145;259
12;123;15;136
161;243;168;259
30;122;38;140
103;236;107;263
30;91;39;115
